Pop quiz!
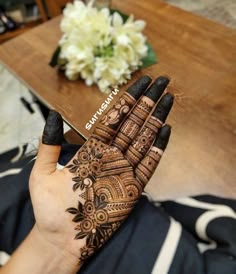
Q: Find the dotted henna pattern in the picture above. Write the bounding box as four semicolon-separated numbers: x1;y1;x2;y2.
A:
135;148;162;187
66;137;143;261
65;95;164;262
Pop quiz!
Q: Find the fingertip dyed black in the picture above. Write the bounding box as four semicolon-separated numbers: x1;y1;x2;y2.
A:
144;76;170;102
42;110;64;145
153;93;174;122
154;124;171;150
155;76;170;86
155;76;170;92
127;75;152;100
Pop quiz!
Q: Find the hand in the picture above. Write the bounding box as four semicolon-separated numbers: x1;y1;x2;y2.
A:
30;76;174;268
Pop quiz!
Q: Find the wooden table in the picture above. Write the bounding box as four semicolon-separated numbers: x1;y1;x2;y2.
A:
0;0;235;200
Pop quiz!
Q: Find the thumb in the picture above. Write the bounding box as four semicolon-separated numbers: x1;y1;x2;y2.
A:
34;110;64;174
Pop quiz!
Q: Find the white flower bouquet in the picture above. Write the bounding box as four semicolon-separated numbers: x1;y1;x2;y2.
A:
50;0;157;93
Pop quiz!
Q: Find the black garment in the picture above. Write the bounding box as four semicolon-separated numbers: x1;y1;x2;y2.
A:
0;145;235;274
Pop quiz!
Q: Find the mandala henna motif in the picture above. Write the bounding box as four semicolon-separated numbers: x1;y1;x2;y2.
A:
39;77;171;266
65;85;171;262
113;97;155;152
66;137;143;262
93;93;135;143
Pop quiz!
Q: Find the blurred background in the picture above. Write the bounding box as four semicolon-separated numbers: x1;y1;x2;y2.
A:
0;0;235;45
0;0;235;156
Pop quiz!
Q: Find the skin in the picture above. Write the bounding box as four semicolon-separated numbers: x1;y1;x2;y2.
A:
0;76;173;274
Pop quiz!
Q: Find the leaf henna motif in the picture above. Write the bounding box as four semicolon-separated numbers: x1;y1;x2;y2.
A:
66;137;143;262
65;94;162;262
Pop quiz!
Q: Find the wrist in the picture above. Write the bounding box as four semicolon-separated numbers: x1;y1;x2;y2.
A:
1;225;82;274
27;226;82;274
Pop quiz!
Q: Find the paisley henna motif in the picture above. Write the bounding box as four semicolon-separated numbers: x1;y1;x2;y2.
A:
64;77;172;263
93;93;135;143
100;98;130;126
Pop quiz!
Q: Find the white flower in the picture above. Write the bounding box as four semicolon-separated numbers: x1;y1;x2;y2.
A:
58;0;148;92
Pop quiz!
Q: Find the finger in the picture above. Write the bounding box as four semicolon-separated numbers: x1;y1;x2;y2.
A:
125;93;174;166
135;125;171;187
92;75;152;144
33;110;64;175
112;76;170;152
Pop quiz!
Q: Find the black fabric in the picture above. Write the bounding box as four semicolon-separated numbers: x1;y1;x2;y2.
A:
80;199;171;274
0;146;28;173
168;232;204;274
0;148;35;254
0;144;236;274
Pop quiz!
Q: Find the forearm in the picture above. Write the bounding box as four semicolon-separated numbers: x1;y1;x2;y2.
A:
0;226;81;274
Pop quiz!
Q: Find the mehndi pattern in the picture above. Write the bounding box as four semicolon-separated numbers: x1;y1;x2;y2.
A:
66;137;142;261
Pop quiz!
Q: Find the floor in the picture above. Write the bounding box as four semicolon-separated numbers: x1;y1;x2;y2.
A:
165;0;236;29
0;64;45;155
0;0;235;154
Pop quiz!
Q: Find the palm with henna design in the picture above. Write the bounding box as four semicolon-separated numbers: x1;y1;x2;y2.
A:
30;76;173;266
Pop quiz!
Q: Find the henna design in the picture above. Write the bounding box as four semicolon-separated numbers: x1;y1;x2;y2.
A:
125;116;163;166
113;97;155;152
67;143;103;191
100;98;130;126
135;147;162;187
93;93;135;143
66;137;142;262
64;83;172;262
66;195;121;260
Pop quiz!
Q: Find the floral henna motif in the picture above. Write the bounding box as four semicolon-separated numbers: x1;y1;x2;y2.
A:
93;93;136;143
66;137;142;262
66;196;121;261
67;146;103;191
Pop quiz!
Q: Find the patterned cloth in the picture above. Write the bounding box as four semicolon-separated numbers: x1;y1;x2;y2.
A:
0;144;235;273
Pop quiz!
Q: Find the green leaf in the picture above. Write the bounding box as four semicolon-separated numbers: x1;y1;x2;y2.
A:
141;42;158;68
110;9;129;23
110;9;157;68
49;46;61;67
